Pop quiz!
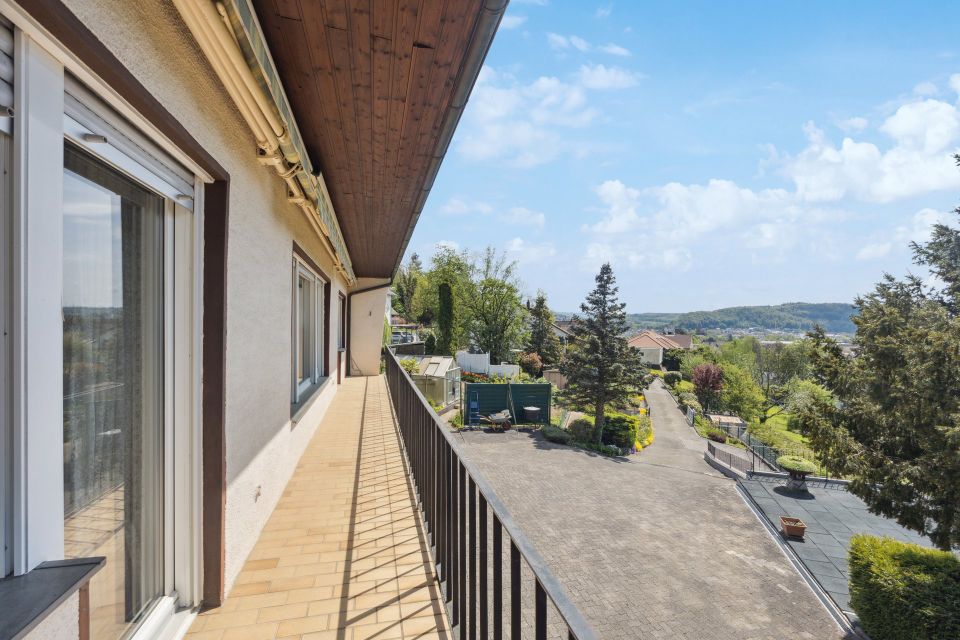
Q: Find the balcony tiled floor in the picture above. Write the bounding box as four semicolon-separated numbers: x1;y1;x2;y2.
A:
187;376;450;640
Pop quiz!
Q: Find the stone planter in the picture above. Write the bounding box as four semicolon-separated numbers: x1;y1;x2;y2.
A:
780;516;807;539
785;469;810;492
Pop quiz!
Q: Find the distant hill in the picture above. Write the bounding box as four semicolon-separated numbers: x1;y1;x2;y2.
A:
558;303;857;334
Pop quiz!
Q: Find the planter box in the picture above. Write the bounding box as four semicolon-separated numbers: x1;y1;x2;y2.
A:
780;516;807;539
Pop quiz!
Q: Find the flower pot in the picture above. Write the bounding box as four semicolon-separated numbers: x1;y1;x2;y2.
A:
780;516;807;539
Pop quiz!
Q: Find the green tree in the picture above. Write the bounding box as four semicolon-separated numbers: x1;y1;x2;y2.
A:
795;208;960;550
436;282;454;355
560;263;645;443
392;253;422;319
662;347;685;372
719;363;765;421
526;291;562;367
412;245;472;347
463;248;527;363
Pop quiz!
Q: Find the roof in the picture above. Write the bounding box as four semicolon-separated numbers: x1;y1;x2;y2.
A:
416;356;458;377
627;331;682;350
551;322;574;337
707;414;745;426
252;1;507;278
665;334;693;349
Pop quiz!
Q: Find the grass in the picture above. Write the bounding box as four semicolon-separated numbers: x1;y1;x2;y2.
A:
748;408;807;448
674;380;695;394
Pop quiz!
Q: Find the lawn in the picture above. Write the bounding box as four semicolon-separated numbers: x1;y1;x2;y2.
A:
748;409;807;448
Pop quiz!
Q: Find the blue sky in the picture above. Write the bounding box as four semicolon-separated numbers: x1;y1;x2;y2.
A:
404;1;960;313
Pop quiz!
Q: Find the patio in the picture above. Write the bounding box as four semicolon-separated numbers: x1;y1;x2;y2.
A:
186;377;449;640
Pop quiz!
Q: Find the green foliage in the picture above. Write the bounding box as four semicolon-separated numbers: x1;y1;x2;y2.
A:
424;331;437;354
519;352;543;377
678;392;699;411
848;535;960;640
601;412;640;451
399;358;419;375
560;264;646;443
526;291;562;366
464;248;528;363
680;347;717;380
541;424;573;445
776;455;817;474
382;317;391;346
436;282;454;355
795;208;960;549
693;415;725;442
718;363;765;421
720;336;760;378
625;302;857;334
568;417;595;441
636;415;654;448
664;371;682;386
662;347;685;371
675;380;695;394
411;245;472;348
450;411;463;429
392;253;422;320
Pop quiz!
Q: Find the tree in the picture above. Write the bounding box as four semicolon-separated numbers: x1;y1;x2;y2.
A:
526;291;562;367
436;282;454;355
463;248;527;364
662;347;685;372
795;207;960;550
692;363;723;411
393;253;422;319
423;330;437;355
560;263;645;443
519;352;543;378
719;363;764;421
412;245;472;347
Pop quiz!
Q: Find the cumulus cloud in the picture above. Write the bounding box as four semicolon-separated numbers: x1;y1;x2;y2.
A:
440;198;492;215
856;242;892;261
783;98;960;203
599;43;631;57
576;64;642;89
548;33;590;52
837;116;868;133
951;73;960;96
501;206;546;228
500;15;527;30
913;81;938;97
507;238;556;263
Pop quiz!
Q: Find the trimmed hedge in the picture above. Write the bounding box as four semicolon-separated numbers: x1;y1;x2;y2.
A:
776;455;817;474
541;424;572;445
849;535;960;640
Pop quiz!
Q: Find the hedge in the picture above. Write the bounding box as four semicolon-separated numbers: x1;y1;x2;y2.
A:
849;534;960;640
601;412;640;451
541;424;572;445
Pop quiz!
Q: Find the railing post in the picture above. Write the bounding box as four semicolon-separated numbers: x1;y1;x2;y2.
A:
510;541;520;639
459;461;467;639
535;579;547;640
479;494;488;640
469;478;477;640
493;515;502;640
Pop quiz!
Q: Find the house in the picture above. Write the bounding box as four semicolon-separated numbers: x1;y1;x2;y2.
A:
551;320;574;348
0;2;523;639
664;333;694;349
627;330;684;366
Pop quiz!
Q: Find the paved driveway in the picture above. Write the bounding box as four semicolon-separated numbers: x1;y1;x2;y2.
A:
454;382;847;639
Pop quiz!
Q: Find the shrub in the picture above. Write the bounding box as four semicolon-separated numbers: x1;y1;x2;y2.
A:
519;352;543;377
462;372;490;383
568;417;595;441
635;416;654;449
776;455;817;474
541;424;572;445
578;441;622;456
642;373;655;386
675;380;695;394
849;535;960;640
684;399;703;414
450;411;463;429
601;412;640;451
664;371;682;386
399;357;420;375
424;331;437;354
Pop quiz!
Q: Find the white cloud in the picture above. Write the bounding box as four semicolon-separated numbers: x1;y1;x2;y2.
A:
569;36;591;52
500;15;527;30
913;81;938;97
837;116;868;133
507;237;556;263
576;64;642;90
783;98;960;203
951;73;960;96
501;206;546;228
895;207;951;244
440;197;492;215
547;33;570;50
436;240;460;251
457;66;600;167
856;242;892;261
595;5;612;18
599;43;631;57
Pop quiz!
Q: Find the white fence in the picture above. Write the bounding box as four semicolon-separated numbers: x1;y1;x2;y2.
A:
455;351;521;378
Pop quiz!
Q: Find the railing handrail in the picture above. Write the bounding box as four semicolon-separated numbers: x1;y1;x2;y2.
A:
384;347;597;640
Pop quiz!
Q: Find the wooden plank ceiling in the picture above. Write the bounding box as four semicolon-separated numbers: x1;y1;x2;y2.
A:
253;0;495;278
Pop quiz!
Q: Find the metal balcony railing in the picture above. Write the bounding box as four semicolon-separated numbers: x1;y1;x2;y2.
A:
384;349;596;640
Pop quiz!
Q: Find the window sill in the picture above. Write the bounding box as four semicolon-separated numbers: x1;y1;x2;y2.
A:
0;557;105;639
290;376;331;423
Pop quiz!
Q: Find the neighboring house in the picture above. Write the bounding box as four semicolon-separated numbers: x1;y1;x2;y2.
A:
628;330;683;366
0;1;500;639
665;333;694;349
551;321;574;348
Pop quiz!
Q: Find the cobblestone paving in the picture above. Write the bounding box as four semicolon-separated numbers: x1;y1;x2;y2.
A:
453;381;850;639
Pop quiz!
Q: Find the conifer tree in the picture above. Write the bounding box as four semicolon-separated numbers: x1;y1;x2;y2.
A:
560;263;645;443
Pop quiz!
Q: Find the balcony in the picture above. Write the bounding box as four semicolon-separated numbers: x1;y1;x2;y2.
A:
185;357;591;640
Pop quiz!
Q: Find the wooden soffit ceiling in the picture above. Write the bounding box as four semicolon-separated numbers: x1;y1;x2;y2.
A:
252;0;506;278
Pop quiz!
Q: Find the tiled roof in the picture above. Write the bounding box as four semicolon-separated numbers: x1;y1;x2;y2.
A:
627;330;682;350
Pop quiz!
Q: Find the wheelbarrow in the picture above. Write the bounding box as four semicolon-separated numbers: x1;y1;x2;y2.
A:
481;410;512;431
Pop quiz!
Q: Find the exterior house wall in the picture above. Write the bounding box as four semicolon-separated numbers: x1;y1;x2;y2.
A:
637;347;663;366
350;279;390;376
59;0;350;594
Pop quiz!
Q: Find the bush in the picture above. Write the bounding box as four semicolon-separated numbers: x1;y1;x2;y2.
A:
664;371;682;386
424;331;437;354
519;352;543;377
568;417;595;441
399;357;420;375
541;424;572;445
636;416;654;449
642;373;655;386
647;368;664;377
450;412;463;429
683;399;703;414
776;455;817;474
601;412;640;451
849;535;960;640
678;392;699;411
675;380;695;394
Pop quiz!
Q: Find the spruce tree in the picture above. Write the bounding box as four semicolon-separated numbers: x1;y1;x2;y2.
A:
796;207;960;550
560;263;645;443
526;291;562;367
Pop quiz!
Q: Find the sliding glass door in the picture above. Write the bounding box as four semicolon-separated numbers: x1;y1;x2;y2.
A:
62;143;165;639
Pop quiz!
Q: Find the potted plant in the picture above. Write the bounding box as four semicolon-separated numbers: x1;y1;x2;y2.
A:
777;455;818;492
779;516;807;539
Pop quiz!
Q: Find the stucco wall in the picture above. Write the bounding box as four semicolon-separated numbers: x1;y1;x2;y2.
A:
59;0;350;594
23;592;78;640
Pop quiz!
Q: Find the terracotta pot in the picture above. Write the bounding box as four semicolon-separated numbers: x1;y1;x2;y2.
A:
780;516;807;539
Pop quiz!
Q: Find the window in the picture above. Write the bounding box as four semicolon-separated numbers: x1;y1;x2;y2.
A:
292;256;325;402
338;293;346;351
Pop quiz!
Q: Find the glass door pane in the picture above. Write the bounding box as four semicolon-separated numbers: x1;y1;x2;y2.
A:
62;143;165;639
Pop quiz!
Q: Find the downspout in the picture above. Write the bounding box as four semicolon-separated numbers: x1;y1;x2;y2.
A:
346;280;393;377
172;0;354;283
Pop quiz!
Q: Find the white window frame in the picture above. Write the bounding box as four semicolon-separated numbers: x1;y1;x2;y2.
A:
1;6;208;636
292;256;325;403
